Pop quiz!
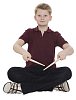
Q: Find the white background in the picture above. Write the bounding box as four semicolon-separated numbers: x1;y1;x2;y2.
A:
0;0;76;99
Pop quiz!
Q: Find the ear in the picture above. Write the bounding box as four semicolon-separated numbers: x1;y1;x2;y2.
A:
34;15;36;20
49;15;52;21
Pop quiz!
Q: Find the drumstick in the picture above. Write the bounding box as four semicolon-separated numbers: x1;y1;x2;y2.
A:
43;58;60;70
29;59;45;66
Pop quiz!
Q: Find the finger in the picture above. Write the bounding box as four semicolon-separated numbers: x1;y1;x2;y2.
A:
57;55;60;59
27;57;31;61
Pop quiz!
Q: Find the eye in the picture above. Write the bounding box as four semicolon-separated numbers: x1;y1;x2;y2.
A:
44;15;48;17
38;15;41;17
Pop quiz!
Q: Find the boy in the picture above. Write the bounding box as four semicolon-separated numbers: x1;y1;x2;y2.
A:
3;3;74;94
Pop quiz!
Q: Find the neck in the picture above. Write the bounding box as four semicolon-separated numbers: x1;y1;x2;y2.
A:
38;25;48;34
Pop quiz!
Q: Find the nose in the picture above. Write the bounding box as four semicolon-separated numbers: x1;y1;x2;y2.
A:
41;16;44;20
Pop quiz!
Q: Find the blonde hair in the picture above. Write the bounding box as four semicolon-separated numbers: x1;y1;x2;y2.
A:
35;3;52;15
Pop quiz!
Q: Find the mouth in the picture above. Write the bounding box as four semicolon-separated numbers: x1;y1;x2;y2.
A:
40;21;45;22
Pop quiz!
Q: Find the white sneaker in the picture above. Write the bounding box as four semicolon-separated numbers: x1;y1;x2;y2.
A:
54;81;70;92
3;82;22;94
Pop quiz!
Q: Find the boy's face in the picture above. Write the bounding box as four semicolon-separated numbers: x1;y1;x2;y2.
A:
34;9;52;26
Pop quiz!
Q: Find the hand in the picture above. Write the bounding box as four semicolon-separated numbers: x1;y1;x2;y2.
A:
22;51;31;62
57;51;67;60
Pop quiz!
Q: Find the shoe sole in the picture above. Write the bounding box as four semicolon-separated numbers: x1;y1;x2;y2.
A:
3;82;12;93
54;81;70;92
62;81;70;92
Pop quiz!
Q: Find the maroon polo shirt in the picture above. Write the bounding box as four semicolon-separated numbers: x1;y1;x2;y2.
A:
19;26;68;67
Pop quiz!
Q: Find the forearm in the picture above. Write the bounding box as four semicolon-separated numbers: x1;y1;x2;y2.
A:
63;46;74;56
13;44;27;55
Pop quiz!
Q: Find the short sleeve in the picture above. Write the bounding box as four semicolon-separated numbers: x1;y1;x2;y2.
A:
55;31;68;48
19;29;30;44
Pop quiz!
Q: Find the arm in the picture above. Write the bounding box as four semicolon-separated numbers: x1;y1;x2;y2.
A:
13;39;26;55
13;39;31;61
57;43;74;60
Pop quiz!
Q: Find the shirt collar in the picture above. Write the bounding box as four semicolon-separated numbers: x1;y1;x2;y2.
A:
33;26;51;33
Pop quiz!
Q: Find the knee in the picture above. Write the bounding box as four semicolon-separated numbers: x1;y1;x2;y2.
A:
7;67;17;80
64;67;72;80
